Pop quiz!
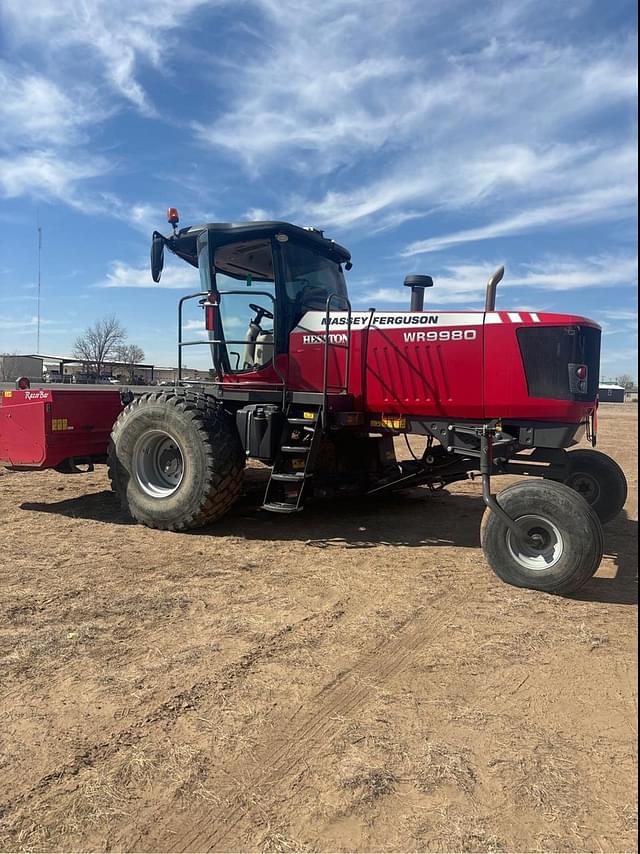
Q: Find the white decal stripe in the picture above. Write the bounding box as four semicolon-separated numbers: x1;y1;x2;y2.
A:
530;312;541;322
484;313;503;324
295;311;486;332
507;312;522;323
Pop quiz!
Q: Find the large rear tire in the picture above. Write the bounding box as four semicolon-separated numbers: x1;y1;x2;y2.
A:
481;480;603;594
563;448;627;524
108;391;245;530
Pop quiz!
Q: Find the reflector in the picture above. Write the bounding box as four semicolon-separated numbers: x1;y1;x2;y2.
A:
204;297;217;332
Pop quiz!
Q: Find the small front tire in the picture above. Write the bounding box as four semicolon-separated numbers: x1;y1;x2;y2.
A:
563;449;627;524
481;480;603;594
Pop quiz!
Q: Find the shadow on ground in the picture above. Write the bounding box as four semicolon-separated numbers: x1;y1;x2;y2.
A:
20;468;637;605
21;479;481;549
570;510;638;606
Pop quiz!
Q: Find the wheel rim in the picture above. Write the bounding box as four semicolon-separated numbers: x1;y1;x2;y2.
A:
567;471;601;506
506;514;564;571
133;430;184;498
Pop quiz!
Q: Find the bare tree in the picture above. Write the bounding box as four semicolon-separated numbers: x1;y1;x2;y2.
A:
615;374;635;390
73;315;126;379
115;343;145;382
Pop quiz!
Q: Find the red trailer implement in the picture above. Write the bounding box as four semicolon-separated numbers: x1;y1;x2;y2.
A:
0;388;123;471
0;211;627;595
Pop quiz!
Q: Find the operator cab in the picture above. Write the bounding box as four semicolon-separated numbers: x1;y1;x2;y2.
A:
152;216;351;378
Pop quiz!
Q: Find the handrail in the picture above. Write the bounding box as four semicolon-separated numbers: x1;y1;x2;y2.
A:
177;289;286;403
321;292;352;428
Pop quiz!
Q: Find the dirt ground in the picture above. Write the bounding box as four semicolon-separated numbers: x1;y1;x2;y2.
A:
0;404;637;853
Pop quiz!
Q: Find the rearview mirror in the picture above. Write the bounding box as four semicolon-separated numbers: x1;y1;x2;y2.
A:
151;232;165;283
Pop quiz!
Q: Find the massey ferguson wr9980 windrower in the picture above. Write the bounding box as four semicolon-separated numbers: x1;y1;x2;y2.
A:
0;210;628;594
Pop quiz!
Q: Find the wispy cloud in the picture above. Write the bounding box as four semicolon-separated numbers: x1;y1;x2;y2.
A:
0;62;106;149
365;254;638;306
96;260;199;289
195;2;635;179
254;12;636;238
401;181;637;256
0;315;67;335
0;2;210;210
0;58;114;206
0;151;111;204
1;0;208;113
293;142;604;230
603;309;638;322
193;0;427;171
508;255;638;291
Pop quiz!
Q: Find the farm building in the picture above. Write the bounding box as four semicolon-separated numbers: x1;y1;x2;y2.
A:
0;354;43;382
599;383;626;403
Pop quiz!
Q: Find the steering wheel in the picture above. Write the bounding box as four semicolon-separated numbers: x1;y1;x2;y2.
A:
249;303;274;324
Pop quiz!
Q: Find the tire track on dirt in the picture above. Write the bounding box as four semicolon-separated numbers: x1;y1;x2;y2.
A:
138;595;456;852
0;603;345;821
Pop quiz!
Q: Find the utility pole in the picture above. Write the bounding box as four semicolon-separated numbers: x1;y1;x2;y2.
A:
36;220;42;353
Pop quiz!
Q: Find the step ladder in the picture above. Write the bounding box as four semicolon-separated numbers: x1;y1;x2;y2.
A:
262;405;322;513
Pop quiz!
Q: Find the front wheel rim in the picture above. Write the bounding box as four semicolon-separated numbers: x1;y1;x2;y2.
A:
567;471;601;506
133;430;184;498
506;514;564;571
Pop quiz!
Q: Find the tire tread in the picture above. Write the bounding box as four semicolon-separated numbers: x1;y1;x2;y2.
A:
107;390;244;531
481;479;604;594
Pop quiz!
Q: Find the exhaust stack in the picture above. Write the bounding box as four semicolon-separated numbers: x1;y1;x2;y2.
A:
404;275;434;311
484;266;505;312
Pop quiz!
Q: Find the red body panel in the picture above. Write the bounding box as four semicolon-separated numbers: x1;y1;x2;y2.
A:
0;312;600;474
285;309;599;422
483;312;599;420
0;389;123;469
288;311;486;417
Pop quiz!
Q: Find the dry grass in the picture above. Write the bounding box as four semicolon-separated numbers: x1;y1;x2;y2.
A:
339;765;397;802
413;741;476;794
258;827;309;853
489;749;579;823
0;817;49;854
622;802;638;833
573;622;610;650
411;807;504;852
0;405;636;852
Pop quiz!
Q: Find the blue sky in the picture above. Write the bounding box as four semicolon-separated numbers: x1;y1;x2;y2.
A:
0;0;637;378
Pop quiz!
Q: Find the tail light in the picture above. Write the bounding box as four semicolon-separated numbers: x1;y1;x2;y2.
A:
568;362;588;394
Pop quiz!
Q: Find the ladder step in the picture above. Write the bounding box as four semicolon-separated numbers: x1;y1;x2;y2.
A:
270;472;310;482
262;501;303;514
280;445;310;454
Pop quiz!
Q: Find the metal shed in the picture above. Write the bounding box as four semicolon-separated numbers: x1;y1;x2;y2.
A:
599;383;626;403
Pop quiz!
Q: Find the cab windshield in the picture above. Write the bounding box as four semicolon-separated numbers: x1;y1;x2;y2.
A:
281;241;347;326
196;235;347;374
